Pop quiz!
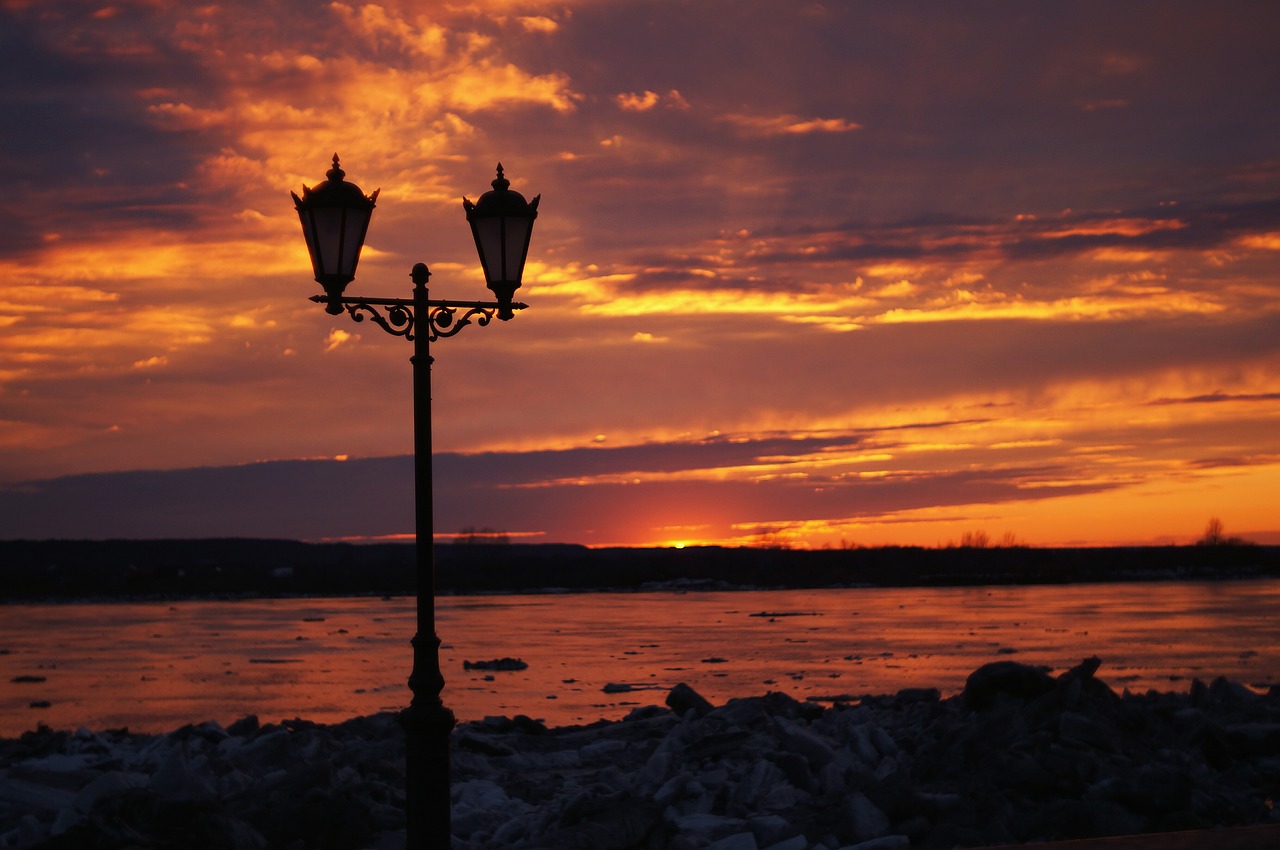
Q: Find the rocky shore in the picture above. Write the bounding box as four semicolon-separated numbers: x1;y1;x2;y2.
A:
3;657;1279;849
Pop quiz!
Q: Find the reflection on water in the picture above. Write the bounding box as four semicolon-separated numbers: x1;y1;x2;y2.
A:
2;580;1278;735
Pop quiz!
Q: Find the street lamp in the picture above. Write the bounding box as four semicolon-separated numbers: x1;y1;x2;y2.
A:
291;155;539;850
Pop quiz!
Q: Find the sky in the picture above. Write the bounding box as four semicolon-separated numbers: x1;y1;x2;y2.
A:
1;0;1279;549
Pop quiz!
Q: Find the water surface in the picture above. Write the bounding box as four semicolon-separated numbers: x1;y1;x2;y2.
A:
2;580;1278;735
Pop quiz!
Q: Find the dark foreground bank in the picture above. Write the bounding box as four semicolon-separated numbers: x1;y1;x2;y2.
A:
3;657;1280;850
3;539;1279;600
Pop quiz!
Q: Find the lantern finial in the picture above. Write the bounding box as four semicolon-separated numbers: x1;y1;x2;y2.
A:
491;163;509;191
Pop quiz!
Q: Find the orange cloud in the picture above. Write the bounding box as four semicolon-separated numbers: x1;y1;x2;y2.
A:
617;91;660;111
722;113;861;136
616;89;688;111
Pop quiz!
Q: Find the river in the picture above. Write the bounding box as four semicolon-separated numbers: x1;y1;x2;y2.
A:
2;579;1278;736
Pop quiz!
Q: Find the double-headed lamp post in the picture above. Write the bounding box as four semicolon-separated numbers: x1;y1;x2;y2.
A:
291;155;539;849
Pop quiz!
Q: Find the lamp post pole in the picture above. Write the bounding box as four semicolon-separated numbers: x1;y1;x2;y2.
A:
404;263;452;849
292;158;539;850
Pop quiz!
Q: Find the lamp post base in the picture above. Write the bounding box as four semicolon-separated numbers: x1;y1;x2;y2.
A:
401;695;456;850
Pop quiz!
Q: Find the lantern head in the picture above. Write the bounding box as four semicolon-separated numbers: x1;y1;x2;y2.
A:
463;164;539;320
292;154;379;314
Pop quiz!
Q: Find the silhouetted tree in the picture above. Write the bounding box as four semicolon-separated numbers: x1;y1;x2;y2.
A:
1199;517;1226;545
1195;517;1249;546
997;531;1028;548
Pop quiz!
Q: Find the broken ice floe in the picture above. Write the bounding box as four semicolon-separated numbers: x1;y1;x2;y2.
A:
464;658;529;672
3;657;1280;849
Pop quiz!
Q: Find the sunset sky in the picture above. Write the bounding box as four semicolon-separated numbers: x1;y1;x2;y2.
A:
2;1;1279;548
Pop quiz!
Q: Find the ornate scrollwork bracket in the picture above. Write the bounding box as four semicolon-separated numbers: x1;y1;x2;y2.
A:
309;295;527;343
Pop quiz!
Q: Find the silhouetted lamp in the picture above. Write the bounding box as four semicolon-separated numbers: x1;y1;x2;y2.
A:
290;155;538;850
464;163;540;320
291;154;379;314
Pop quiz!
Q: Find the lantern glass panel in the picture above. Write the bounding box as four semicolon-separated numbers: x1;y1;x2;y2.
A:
503;217;531;281
317;207;348;277
473;216;503;283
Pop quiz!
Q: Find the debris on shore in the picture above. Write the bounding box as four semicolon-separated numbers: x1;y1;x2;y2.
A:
3;657;1279;849
463;658;529;672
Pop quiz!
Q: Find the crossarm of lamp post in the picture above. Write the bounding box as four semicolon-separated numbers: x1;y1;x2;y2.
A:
308;294;529;342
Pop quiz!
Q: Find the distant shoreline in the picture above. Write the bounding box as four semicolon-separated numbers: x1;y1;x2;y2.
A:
2;538;1278;602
